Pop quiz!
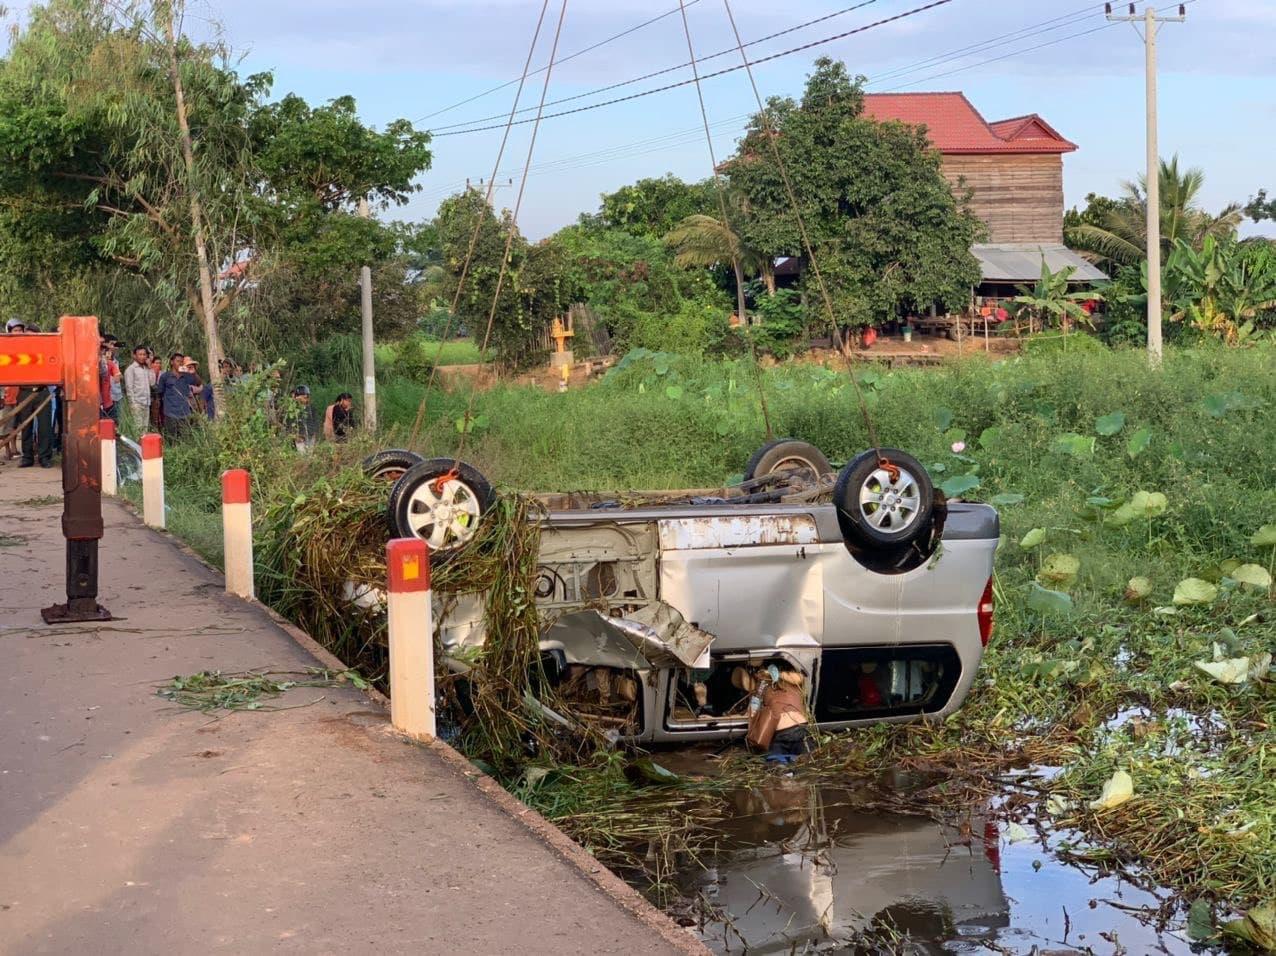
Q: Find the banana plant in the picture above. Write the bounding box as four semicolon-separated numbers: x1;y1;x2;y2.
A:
1165;237;1276;343
1012;260;1103;332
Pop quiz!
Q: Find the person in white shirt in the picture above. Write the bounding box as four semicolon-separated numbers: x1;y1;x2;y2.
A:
123;345;153;431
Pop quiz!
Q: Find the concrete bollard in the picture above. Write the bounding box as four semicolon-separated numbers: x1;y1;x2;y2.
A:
221;469;254;600
141;433;165;529
99;418;117;496
386;538;435;740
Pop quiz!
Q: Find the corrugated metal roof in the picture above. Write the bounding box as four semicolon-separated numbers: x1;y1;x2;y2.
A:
861;93;1077;155
973;244;1108;283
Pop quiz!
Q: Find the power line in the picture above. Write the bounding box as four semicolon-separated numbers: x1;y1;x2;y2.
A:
415;0;702;122
867;2;1105;84
883;0;1195;90
427;0;881;133
431;0;954;138
418;1;1191;202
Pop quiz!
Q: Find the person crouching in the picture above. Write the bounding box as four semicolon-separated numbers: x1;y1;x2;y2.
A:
762;664;813;762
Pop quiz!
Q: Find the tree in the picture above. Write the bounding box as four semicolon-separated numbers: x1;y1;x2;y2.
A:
1245;189;1276;224
665;213;775;296
1066;155;1242;267
722;58;983;331
1011;261;1101;333
588;174;716;240
0;0;432;364
1064;193;1123;230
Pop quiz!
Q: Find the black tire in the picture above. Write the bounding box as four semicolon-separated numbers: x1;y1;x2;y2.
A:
388;458;496;558
833;448;934;551
743;438;832;482
362;449;425;482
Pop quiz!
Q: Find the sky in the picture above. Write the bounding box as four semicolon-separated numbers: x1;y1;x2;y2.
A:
6;0;1275;239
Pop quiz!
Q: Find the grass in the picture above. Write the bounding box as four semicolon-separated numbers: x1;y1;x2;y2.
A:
416;337;484;366
148;342;1276;924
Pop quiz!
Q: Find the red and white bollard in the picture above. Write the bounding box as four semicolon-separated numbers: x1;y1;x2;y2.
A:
386;538;435;739
221;469;254;600
141;433;164;528
99;418;117;496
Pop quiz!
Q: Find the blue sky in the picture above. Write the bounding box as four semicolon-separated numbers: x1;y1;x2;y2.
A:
7;0;1275;238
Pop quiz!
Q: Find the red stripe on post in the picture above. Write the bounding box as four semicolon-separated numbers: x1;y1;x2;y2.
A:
99;418;116;440
141;433;163;460
387;538;430;593
221;469;251;504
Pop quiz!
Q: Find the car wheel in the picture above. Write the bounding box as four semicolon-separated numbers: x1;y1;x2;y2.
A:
833;448;934;551
388;458;495;557
362;449;425;482
743;438;832;482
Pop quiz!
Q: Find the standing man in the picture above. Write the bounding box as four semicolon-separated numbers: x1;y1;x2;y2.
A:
155;352;199;440
323;392;355;442
98;335;120;424
124;345;152;432
289;385;317;452
15;322;54;468
2;319;25;461
105;336;123;422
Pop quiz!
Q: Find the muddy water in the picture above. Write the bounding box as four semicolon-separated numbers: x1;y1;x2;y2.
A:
663;769;1196;954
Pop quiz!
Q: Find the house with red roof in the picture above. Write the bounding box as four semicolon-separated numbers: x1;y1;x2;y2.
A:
860;92;1104;286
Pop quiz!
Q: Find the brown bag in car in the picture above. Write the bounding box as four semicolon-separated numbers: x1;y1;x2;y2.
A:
746;703;779;751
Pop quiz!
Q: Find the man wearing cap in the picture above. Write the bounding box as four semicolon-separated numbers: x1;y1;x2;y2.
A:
2;320;24;460
289;385;317;452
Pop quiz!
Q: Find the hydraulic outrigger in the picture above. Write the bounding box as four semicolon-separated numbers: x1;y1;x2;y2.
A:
1;315;112;623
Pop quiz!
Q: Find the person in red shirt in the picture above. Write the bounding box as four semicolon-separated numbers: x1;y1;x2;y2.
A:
99;336;120;423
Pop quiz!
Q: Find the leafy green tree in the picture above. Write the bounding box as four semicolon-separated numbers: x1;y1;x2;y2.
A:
548;224;727;352
0;0;431;363
723;58;983;331
1066;155;1242;267
1064;193;1123;230
1244;189;1276;223
588;175;716;240
1011;261;1102;332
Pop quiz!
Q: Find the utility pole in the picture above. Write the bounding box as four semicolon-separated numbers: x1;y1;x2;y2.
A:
358;197;376;432
1106;2;1186;367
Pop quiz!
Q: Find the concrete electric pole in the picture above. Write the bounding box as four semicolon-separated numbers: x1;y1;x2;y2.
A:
357;197;377;432
1106;2;1186;367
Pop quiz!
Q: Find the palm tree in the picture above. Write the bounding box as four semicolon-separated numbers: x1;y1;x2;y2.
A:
665;214;776;295
1067;155;1242;268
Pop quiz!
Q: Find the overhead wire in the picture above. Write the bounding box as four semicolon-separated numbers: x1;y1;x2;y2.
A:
426;0;881;134
417;3;1121;196
429;0;954;138
415;0;703;123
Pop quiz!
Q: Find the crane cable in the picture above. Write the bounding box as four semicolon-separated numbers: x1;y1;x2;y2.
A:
673;0;773;441
408;0;554;445
717;0;889;458
453;0;570;464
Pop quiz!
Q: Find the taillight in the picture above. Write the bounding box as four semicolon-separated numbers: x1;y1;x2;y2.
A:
978;577;995;646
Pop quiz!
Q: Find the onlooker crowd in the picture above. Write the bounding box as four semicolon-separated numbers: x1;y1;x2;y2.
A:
3;318;360;469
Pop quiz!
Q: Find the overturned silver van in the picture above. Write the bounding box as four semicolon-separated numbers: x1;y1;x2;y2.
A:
372;439;999;743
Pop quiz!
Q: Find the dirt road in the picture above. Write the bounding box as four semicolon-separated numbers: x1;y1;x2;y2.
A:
0;466;699;954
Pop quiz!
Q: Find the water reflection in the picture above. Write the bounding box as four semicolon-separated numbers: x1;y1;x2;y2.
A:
674;776;1195;954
